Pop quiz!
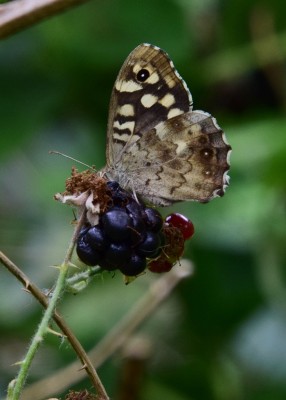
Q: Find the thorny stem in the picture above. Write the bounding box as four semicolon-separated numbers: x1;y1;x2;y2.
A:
9;260;67;400
1;209;108;400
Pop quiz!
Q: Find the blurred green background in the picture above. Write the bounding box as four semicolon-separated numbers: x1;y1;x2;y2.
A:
1;0;286;399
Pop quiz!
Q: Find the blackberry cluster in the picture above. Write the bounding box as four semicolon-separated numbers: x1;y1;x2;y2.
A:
76;181;164;276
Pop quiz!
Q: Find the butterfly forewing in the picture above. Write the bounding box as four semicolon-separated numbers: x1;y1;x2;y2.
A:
106;44;192;167
103;44;231;206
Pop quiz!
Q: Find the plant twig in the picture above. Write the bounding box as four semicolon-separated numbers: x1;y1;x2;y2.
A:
1;209;109;400
20;260;193;399
0;0;92;39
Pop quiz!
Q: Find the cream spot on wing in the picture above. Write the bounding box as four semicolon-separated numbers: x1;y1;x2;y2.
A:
148;72;159;84
154;122;166;140
113;133;130;142
164;75;176;88
115;80;143;92
223;170;230;186
226;147;232;164
222;132;230;145
113;132;139;144
133;63;143;74
167;108;183;119
190;123;202;133
118;104;135;116
159;93;175;108
174;140;188;155
113;120;135;132
141;94;158;108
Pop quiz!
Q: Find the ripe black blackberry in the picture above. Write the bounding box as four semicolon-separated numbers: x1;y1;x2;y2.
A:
76;181;164;277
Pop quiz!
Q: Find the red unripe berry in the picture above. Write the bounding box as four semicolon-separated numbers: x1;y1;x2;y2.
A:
165;213;194;240
148;258;173;273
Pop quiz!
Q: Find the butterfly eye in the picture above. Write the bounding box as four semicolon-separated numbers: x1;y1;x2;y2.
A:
136;69;150;82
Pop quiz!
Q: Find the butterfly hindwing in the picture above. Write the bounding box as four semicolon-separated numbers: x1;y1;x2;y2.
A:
116;110;230;205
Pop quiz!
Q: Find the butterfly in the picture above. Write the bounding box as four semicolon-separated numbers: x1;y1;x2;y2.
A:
101;43;231;206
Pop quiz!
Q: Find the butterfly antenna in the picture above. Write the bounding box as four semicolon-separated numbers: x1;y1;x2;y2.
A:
49;150;96;170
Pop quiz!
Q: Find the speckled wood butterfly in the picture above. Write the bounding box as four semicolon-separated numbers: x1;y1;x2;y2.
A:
101;43;231;206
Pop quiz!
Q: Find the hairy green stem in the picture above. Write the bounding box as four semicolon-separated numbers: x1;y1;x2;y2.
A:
10;264;68;399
